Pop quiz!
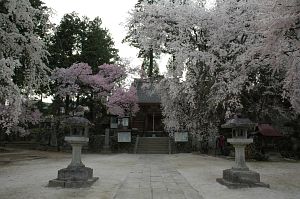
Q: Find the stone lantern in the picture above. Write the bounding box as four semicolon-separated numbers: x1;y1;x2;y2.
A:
216;115;269;188
49;116;98;188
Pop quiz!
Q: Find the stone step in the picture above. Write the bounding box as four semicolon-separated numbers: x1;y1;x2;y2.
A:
137;151;169;154
138;146;168;149
139;140;169;142
139;140;169;143
139;137;169;142
136;137;169;154
138;145;169;149
137;148;169;152
138;143;168;146
138;143;169;146
139;146;168;149
140;138;168;139
138;147;169;151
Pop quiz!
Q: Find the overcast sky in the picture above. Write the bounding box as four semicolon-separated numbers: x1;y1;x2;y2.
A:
44;0;143;69
43;0;215;74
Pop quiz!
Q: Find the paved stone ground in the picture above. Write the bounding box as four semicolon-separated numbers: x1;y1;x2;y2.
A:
114;155;203;199
0;150;300;199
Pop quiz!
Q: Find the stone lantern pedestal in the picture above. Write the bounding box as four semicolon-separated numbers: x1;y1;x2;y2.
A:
216;115;269;189
229;138;253;170
49;115;98;188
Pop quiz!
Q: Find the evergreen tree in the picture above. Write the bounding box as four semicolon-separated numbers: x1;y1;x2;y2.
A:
141;55;160;77
48;12;83;70
29;0;52;39
81;17;118;72
49;13;118;70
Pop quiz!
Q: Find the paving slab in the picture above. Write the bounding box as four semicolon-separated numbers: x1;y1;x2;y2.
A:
114;155;203;199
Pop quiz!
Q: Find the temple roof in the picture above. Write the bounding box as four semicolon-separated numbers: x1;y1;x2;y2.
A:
133;78;161;104
257;124;282;137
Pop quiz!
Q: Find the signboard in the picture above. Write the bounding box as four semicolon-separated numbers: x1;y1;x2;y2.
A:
118;132;131;142
175;132;188;142
122;117;129;127
110;117;118;129
117;117;129;128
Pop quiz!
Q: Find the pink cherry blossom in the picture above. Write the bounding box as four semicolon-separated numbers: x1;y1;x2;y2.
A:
52;62;139;116
107;86;139;117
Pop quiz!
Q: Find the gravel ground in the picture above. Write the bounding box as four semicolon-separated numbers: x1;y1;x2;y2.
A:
0;151;299;199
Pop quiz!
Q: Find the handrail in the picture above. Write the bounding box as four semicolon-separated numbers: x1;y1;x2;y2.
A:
134;135;139;154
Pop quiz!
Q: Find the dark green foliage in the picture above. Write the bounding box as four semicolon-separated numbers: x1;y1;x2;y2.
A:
49;13;118;70
29;0;44;8
48;12;83;69
29;0;50;39
140;50;160;78
241;65;292;124
81;17;119;71
0;0;8;14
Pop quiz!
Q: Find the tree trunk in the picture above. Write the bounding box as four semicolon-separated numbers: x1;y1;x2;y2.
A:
149;48;153;77
90;92;94;122
76;94;80;107
65;95;70;115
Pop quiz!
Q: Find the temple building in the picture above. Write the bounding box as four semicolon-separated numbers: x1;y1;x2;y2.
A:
109;77;166;137
131;78;165;137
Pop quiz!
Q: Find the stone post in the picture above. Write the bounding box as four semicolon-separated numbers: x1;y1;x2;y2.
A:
50;130;58;147
103;128;111;153
234;145;247;169
69;142;84;167
227;138;252;170
230;139;252;170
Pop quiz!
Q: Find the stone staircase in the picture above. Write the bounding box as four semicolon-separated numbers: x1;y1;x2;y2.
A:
136;137;170;154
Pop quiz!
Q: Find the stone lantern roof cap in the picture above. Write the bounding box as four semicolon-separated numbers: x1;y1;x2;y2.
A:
63;116;92;127
221;116;255;129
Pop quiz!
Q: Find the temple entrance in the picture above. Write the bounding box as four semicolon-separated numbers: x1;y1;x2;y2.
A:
132;103;166;137
131;78;167;137
146;114;163;132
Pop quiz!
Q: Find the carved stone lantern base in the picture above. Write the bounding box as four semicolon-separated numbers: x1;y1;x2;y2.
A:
49;166;98;188
216;168;269;189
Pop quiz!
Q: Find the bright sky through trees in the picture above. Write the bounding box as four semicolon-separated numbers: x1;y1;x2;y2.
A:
44;0;216;73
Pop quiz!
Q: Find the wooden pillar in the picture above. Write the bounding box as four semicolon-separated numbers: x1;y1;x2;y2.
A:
152;112;155;132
